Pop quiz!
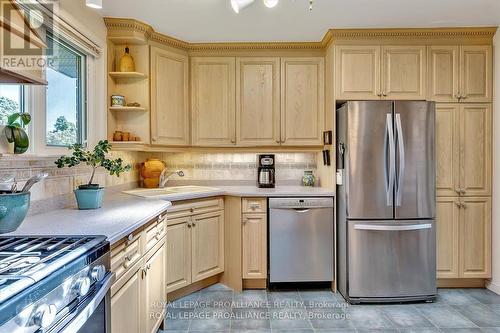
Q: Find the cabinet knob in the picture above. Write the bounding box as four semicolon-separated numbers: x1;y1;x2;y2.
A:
455;201;461;207
460;187;466;194
455;187;461;194
276;140;280;144
377;92;382;97
127;234;133;242
187;223;192;228
192;222;196;227
382;92;387;97
152;136;157;141
461;94;467;100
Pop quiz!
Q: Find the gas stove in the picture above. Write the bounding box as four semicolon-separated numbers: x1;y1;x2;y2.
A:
0;236;111;333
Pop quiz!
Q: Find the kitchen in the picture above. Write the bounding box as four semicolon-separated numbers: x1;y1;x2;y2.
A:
0;0;499;332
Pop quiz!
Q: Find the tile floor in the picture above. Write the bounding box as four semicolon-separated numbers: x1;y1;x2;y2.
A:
160;284;500;333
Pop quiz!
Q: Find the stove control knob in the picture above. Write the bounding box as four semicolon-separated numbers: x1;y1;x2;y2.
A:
73;276;91;297
91;265;106;282
32;304;57;328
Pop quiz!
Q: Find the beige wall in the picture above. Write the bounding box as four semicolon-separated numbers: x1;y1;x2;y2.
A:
489;32;500;294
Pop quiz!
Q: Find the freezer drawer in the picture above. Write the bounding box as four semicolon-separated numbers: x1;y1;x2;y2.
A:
348;220;436;299
269;198;334;283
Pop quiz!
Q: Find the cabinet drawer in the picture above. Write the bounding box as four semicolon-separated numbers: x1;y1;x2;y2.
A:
167;197;224;219
144;214;166;253
111;232;142;280
242;198;267;213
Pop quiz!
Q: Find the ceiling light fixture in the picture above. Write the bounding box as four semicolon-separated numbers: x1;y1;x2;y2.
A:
231;0;255;13
85;0;102;9
263;0;279;8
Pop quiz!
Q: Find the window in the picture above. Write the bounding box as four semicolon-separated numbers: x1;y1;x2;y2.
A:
45;35;86;146
0;85;24;125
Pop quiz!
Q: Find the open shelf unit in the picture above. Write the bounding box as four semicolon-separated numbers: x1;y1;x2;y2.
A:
107;39;150;145
109;106;147;112
109;71;147;79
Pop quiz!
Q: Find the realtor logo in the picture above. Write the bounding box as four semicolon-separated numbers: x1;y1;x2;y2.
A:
1;0;56;72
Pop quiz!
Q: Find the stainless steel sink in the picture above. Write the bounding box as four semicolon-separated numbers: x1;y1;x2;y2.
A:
123;186;220;199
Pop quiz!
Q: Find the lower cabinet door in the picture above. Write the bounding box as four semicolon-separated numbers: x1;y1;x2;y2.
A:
111;259;144;333
436;197;460;278
242;213;267;279
191;211;225;282
166;219;192;293
143;240;167;333
460;197;491;278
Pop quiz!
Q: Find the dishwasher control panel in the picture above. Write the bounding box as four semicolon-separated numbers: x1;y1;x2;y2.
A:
268;197;334;209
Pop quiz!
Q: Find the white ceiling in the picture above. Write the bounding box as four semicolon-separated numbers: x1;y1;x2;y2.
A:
101;0;500;42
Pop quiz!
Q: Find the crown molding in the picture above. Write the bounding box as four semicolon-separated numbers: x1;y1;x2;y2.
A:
327;27;498;39
104;17;497;51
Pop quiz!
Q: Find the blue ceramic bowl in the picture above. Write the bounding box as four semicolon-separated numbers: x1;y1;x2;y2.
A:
0;192;30;233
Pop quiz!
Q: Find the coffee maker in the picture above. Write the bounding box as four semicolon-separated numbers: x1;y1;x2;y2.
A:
257;154;275;188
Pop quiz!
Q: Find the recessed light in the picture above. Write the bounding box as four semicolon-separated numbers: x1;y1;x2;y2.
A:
85;0;102;9
263;0;279;8
231;0;255;13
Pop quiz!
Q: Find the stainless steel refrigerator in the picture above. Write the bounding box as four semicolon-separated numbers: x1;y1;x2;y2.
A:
336;101;437;304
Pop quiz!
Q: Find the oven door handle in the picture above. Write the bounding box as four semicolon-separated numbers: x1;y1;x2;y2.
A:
60;272;114;333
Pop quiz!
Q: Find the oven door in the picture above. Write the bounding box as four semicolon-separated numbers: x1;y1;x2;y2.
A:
50;273;114;333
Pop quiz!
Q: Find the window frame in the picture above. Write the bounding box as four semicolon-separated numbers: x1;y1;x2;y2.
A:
45;34;88;148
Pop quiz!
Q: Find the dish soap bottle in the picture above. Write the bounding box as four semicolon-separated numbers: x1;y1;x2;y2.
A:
302;170;316;187
119;46;135;72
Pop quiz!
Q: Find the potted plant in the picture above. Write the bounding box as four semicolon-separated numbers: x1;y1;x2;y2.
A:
55;140;131;210
4;112;31;154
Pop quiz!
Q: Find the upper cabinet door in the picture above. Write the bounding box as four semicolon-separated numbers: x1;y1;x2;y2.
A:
435;104;460;196
335;45;381;100
281;57;324;146
191;57;236;146
460;45;492;103
381;46;426;100
150;46;189;146
236;57;280;146
428;46;459;102
459;104;491;196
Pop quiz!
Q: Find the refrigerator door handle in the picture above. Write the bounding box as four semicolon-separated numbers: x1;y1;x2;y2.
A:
384;113;395;206
395;113;405;206
354;223;432;231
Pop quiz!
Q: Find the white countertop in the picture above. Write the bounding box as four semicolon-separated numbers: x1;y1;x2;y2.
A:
7;190;171;244
8;185;334;245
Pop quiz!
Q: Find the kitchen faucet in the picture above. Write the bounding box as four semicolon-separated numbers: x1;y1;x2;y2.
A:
159;169;184;188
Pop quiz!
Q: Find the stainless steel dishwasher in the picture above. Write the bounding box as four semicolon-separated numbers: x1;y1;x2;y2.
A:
269;197;334;283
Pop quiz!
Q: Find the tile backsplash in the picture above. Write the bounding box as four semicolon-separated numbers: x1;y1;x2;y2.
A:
1;151;319;215
0;151;142;214
143;152;318;185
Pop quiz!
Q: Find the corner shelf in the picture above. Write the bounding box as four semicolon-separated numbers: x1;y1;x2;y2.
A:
109;106;147;112
109;71;147;79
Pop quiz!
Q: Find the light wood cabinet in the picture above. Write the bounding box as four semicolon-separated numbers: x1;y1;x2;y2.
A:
236;57;280;146
460;45;492;103
191;211;225;282
150;46;189;146
436;197;491;279
459;197;491;278
242;213;267;279
460;104;491;196
435;104;460;196
143;240;167;333
111;259;144;333
428;45;492;102
428;46;459;102
166;198;225;292
335;45;426;100
110;213;167;333
191;57;236;146
435;104;491;197
381;46;426;100
335;45;381;100
166;217;192;293
436;197;460;278
281;57;324;145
